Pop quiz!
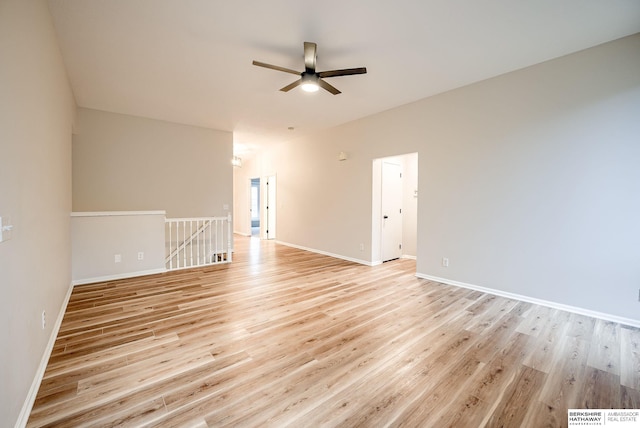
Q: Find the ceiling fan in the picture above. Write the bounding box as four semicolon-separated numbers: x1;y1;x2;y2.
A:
252;42;367;95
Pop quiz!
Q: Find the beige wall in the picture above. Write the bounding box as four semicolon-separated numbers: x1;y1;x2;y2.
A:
237;34;640;323
232;156;255;236
402;153;418;258
73;108;233;218
71;212;166;283
0;1;76;425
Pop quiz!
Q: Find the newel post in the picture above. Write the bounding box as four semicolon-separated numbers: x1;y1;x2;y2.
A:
227;213;232;262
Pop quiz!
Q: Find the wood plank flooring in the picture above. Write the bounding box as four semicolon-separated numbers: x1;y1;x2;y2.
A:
28;236;640;427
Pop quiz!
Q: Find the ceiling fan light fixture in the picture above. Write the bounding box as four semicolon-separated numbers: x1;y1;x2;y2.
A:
301;82;319;92
253;42;366;95
301;74;319;92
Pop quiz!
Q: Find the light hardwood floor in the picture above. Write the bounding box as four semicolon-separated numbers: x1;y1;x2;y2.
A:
28;236;640;427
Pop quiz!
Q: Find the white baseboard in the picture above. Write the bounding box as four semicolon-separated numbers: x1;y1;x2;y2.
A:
416;273;640;328
15;282;74;428
275;240;376;266
401;254;417;260
72;268;167;286
233;230;251;237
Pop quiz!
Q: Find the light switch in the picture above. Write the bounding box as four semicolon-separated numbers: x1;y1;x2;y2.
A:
0;216;14;243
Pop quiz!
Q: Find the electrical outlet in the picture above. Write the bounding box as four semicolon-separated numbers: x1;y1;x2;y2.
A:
41;310;46;329
137;252;144;261
442;257;449;267
359;243;364;251
114;254;122;263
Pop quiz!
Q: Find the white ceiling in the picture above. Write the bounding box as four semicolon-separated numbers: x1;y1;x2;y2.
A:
48;0;640;154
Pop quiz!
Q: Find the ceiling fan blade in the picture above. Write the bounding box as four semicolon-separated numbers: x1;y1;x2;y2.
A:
252;60;300;75
318;78;341;95
317;67;367;78
304;42;317;72
280;79;302;92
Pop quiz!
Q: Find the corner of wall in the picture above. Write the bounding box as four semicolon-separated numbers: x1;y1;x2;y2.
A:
14;282;74;428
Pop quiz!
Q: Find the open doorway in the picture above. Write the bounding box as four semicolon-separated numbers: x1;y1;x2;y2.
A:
250;178;260;237
372;153;418;264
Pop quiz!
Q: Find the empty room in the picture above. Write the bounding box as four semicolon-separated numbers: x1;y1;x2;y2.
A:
1;1;640;427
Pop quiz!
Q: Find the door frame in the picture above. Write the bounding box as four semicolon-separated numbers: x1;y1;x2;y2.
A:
263;174;276;240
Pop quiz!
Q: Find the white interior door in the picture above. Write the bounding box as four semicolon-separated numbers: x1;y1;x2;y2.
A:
264;175;276;240
381;161;402;261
